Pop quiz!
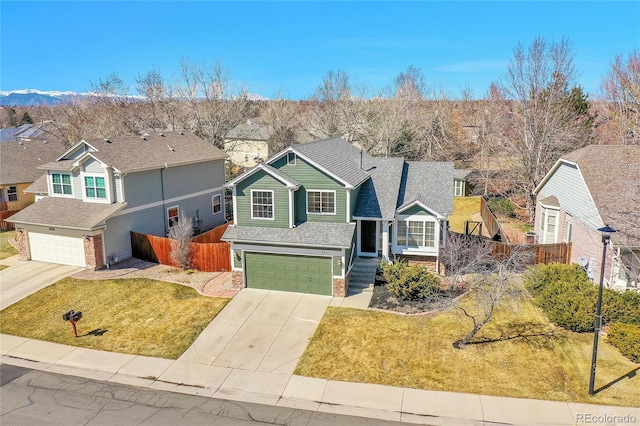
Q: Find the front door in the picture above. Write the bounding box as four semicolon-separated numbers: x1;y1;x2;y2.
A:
361;220;377;254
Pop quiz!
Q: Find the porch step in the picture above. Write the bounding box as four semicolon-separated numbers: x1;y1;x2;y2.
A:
347;257;380;294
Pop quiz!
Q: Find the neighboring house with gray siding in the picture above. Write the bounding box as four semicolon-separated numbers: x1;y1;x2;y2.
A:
534;145;640;290
223;136;453;297
9;132;227;269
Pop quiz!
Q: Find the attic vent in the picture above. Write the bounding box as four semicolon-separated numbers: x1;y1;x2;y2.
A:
104;138;112;144
141;136;147;141
142;132;149;137
179;131;184;135
167;144;175;152
160;133;165;137
18;141;23;145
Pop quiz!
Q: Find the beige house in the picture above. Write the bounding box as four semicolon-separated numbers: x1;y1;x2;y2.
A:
223;121;274;167
0;140;66;211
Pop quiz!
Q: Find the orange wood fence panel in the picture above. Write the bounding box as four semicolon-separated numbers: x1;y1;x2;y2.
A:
0;210;20;231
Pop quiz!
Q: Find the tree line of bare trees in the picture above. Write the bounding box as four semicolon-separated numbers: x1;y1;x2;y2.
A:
2;38;638;222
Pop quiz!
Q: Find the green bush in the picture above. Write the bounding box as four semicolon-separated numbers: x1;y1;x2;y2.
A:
487;197;515;217
524;263;596;332
524;263;640;332
603;290;640;325
383;261;441;301
607;322;640;363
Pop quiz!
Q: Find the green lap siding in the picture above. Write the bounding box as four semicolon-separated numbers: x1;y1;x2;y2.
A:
235;170;290;228
245;252;332;295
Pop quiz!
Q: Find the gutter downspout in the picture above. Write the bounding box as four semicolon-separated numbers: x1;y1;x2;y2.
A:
161;164;167;233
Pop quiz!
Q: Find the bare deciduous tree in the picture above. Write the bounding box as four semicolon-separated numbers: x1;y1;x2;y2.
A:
496;37;594;221
599;50;640;145
168;209;194;270
440;232;495;290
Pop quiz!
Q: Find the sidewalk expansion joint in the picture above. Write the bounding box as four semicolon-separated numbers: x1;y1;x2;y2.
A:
156;379;205;389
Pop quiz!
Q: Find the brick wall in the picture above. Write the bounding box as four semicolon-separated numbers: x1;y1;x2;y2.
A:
231;270;244;290
15;228;29;260
397;255;443;274
83;234;105;271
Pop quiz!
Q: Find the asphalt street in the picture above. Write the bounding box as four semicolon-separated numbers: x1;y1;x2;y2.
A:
0;365;405;426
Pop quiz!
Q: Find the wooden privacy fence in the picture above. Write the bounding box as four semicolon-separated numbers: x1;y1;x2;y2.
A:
491;241;572;265
130;222;231;272
0;210;19;231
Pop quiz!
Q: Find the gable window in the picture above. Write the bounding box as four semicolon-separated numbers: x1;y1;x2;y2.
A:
251;190;274;219
52;173;72;195
212;194;222;214
287;152;297;165
396;220;436;248
84;176;106;199
307;190;335;214
7;186;18;202
167;206;179;228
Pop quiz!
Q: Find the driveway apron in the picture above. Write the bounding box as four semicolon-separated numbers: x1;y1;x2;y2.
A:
179;288;331;375
0;261;82;310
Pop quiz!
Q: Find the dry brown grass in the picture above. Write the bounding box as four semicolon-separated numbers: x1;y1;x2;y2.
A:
295;294;640;407
448;197;482;234
0;277;228;359
0;230;18;260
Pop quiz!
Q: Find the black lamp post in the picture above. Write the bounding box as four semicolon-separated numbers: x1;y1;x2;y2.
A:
588;224;617;395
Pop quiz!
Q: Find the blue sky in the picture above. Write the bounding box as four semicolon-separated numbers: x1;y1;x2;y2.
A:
1;1;638;99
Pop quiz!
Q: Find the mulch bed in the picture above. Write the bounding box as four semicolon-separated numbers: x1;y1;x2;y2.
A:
369;269;464;315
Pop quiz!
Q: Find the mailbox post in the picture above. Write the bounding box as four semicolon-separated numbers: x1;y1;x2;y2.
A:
62;310;82;338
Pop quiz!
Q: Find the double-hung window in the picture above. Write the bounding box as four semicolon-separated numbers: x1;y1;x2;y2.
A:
212;194;222;214
7;186;18;202
52;173;72;195
307;190;335;214
167;206;179;228
397;220;436;248
84;176;106;199
251;190;274;219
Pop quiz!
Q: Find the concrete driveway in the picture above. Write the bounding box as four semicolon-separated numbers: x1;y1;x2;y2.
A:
179;289;331;374
0;261;82;310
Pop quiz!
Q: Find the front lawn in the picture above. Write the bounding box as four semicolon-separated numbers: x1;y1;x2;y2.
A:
0;230;18;260
295;294;640;407
0;277;229;359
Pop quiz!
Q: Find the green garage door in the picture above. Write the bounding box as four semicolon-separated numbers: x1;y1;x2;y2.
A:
245;252;333;295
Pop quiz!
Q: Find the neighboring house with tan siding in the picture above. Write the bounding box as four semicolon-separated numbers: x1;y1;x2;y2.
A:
223;121;274;167
9;132;227;270
534;145;640;290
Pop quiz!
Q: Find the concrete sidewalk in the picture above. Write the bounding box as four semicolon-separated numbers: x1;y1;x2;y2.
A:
2;334;637;425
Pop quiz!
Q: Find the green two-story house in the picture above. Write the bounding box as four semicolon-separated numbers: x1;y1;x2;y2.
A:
222;137;453;297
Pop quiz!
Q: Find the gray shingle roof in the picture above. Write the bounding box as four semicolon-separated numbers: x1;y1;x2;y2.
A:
262;164;301;187
397;162;454;215
292;137;371;187
56;132;225;173
561;145;640;247
222;222;356;248
0;140;67;185
23;174;48;194
8;197;126;230
225;122;274;141
353;156;405;219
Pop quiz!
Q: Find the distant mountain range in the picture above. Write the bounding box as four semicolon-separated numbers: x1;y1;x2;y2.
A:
0;89;268;107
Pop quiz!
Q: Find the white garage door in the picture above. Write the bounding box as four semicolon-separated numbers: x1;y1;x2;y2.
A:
29;232;86;267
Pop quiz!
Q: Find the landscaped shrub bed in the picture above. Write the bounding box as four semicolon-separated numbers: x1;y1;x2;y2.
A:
524;263;640;362
607;323;640;363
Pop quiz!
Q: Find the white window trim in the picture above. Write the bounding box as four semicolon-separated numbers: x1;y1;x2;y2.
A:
167;205;180;228
392;216;438;254
287;152;296;165
454;180;464;197
250;189;275;220
306;189;337;215
539;205;560;244
7;186;18;202
563;214;573;243
212;194;222;215
50;172;74;198
81;173;110;204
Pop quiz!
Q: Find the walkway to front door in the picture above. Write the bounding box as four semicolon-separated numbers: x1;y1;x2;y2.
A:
179;289;331;374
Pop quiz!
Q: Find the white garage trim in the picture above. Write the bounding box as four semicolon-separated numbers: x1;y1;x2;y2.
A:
29;232;86;267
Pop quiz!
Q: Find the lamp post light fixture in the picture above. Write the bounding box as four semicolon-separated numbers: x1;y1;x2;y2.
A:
588;224;617;395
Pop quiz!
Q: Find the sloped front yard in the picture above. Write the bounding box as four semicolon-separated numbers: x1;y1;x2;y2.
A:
295;295;640;407
0;277;229;359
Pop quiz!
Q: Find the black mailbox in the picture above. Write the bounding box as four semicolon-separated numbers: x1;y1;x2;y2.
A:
62;309;82;337
71;311;82;321
62;310;74;321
